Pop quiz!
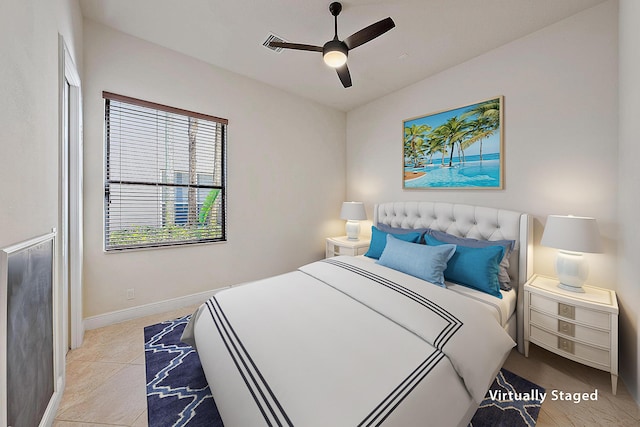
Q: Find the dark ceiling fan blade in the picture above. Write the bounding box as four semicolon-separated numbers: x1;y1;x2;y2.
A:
336;64;352;88
343;17;395;50
268;41;323;52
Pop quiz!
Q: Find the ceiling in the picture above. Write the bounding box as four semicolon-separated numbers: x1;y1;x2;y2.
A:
79;0;606;112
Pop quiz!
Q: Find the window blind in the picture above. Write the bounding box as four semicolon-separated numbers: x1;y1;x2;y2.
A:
103;92;227;250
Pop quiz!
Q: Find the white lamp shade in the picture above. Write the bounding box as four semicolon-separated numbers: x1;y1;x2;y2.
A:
340;202;367;221
540;215;602;254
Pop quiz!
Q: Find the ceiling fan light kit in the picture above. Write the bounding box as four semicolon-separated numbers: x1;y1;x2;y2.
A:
269;2;395;88
323;40;348;67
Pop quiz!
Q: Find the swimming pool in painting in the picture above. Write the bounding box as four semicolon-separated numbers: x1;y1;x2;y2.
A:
404;155;501;188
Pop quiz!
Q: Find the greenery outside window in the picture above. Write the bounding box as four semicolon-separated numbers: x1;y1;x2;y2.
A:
162;171;214;226
103;92;227;251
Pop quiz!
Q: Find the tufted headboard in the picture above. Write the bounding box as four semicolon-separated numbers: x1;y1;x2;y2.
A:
373;201;533;352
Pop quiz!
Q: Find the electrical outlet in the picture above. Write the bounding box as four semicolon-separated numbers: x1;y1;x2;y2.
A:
126;288;135;300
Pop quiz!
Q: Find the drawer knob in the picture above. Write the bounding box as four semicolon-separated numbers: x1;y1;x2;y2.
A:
558;303;575;319
558;337;575;354
558;320;575;336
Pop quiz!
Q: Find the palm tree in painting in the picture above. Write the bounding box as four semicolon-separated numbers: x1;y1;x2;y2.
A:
432;116;471;167
460;99;500;161
404;124;431;167
462;115;495;161
426;132;448;167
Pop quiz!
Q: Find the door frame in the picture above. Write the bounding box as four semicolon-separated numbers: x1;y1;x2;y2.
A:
59;35;84;351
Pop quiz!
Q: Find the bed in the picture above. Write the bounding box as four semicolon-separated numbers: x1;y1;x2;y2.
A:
183;201;533;427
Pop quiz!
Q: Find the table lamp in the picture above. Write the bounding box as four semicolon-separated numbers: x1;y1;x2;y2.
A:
340;202;367;240
540;215;602;292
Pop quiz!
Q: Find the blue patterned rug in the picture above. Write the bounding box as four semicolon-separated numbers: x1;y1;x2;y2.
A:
145;315;544;427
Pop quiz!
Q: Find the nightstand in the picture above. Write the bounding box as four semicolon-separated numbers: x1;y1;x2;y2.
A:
325;236;370;258
524;274;619;394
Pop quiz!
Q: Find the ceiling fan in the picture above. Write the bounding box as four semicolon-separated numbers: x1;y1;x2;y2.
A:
269;2;395;88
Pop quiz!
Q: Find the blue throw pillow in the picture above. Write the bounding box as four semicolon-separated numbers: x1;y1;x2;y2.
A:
364;226;422;260
376;224;431;242
425;234;504;298
376;234;456;287
424;229;515;290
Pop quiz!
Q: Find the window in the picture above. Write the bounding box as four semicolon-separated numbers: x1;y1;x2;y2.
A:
162;171;213;226
103;92;227;251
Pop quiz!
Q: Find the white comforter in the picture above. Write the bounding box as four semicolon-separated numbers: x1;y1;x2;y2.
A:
183;256;515;427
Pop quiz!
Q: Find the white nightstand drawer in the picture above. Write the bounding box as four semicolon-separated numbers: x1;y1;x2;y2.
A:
529;293;610;329
529;310;610;347
524;274;619;394
530;325;610;367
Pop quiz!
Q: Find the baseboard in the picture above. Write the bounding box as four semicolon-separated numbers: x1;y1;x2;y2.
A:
83;287;229;331
39;376;64;427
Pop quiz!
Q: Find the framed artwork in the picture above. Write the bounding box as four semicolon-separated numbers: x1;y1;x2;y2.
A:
403;96;504;189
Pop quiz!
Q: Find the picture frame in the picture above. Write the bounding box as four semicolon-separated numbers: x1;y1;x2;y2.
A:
403;96;504;189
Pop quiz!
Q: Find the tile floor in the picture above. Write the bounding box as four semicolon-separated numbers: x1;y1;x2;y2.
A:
53;305;200;427
54;306;640;426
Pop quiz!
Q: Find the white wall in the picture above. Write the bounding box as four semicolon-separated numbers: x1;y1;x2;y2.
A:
347;0;640;402
1;0;60;247
0;0;83;244
82;20;346;318
0;0;84;421
347;1;618;288
57;0;84;76
618;0;640;405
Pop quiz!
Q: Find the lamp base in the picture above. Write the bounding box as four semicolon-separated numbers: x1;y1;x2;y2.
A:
555;250;588;293
345;220;361;241
557;282;586;293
